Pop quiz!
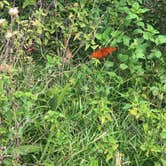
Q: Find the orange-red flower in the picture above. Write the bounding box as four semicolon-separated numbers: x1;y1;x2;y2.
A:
90;47;117;59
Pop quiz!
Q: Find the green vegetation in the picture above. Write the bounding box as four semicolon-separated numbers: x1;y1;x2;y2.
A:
0;0;166;165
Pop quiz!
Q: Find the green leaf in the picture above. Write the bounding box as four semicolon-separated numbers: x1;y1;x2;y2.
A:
133;48;145;59
133;28;143;35
143;31;153;40
123;36;130;46
95;33;102;40
118;54;128;62
129;109;138;116
23;0;37;9
85;42;91;50
120;63;128;70
89;157;98;166
104;61;114;68
155;35;166;45
127;12;138;20
95;27;111;43
132;2;140;11
2;0;10;6
146;24;159;34
162;84;166;93
137;21;144;28
149;49;162;59
160;131;166;139
150;86;159;96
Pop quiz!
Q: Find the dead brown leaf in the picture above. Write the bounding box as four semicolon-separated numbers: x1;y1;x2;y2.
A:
0;64;12;74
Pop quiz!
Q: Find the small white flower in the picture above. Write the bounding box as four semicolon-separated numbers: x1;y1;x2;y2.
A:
8;7;19;17
0;18;6;27
5;31;13;39
5;31;18;39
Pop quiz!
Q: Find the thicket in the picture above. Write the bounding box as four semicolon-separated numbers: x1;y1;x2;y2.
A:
0;0;166;165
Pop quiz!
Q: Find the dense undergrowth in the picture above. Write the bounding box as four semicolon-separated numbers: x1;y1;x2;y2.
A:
0;0;166;165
